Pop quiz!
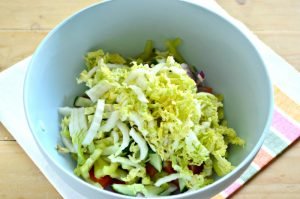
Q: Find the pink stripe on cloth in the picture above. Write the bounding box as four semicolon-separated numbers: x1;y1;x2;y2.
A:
272;109;300;141
223;181;243;197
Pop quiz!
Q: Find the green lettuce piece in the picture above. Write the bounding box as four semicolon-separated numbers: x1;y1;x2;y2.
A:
84;49;126;70
137;40;154;62
79;148;102;179
220;126;245;145
94;157;126;179
60;116;71;139
105;53;126;64
72;130;87;166
212;154;234;176
165;38;185;63
121;167;151;185
85;49;105;70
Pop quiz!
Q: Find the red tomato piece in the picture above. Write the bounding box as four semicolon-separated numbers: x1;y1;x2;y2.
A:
198;87;213;93
97;176;113;188
188;164;204;175
163;161;176;174
89;168;113;188
112;178;125;185
89;168;98;182
146;163;158;178
171;179;179;188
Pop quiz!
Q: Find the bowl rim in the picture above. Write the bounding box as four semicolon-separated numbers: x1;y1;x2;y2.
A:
23;0;274;198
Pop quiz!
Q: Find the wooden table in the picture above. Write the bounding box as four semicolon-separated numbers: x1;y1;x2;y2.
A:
0;0;299;198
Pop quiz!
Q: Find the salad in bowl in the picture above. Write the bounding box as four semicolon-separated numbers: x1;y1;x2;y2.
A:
57;39;244;197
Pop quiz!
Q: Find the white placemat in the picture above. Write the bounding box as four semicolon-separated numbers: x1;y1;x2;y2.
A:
0;1;299;199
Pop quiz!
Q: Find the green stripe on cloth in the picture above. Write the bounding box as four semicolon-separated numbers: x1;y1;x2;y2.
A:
240;164;258;182
264;130;289;155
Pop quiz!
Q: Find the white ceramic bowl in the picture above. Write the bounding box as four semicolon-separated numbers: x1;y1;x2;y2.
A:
24;0;273;198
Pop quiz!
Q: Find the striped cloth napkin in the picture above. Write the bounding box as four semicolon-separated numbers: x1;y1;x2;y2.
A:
0;1;299;198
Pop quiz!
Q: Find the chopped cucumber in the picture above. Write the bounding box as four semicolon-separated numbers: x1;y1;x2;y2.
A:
179;178;187;192
74;96;93;107
149;153;162;172
145;185;168;196
160;184;177;196
112;184;138;196
112;184;167;197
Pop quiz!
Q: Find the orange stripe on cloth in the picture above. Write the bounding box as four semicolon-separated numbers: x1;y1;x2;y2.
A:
274;86;300;122
253;147;274;168
211;193;225;199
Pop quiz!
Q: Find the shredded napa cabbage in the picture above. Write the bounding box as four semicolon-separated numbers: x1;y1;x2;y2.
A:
57;39;244;196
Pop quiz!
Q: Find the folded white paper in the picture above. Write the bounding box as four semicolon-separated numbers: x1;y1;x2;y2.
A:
0;57;85;198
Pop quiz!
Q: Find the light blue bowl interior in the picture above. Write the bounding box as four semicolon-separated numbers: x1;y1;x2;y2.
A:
24;0;272;190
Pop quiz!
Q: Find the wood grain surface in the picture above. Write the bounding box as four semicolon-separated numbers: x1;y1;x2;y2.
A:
0;0;299;198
